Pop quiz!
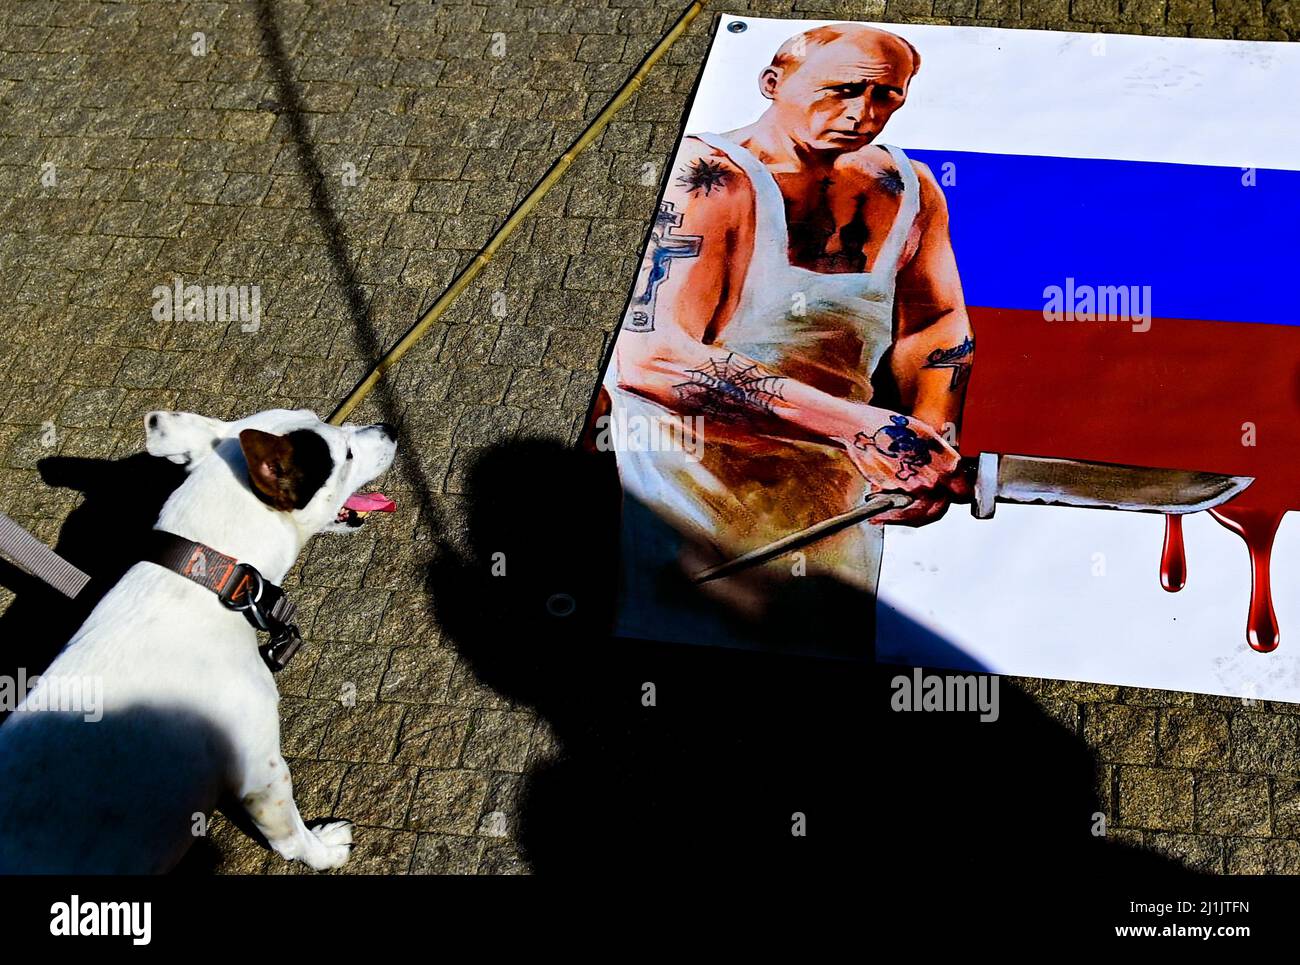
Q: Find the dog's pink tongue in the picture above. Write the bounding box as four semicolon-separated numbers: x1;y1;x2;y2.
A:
344;492;396;513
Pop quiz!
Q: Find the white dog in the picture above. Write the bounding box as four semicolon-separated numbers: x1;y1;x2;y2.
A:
0;408;397;873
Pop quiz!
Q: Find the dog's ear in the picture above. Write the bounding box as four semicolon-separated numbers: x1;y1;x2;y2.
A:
239;429;302;511
145;411;229;468
239;428;333;511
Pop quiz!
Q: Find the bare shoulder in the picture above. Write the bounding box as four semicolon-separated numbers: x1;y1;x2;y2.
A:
834;146;944;206
907;157;949;211
676;135;748;176
667;136;754;210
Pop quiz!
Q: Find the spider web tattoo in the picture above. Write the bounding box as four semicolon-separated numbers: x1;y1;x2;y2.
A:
674;353;787;419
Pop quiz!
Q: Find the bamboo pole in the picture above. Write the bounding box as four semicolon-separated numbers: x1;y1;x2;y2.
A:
329;0;704;425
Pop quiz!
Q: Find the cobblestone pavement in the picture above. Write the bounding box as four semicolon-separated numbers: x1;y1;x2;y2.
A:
1;0;1298;875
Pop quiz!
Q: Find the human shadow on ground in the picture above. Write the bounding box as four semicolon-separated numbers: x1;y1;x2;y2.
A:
0;704;236;874
427;437;1198;879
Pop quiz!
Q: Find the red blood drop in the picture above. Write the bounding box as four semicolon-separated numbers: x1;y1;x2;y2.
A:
1209;507;1283;653
1160;514;1186;593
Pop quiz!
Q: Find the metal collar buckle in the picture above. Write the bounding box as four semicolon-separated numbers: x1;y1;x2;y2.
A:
217;563;270;630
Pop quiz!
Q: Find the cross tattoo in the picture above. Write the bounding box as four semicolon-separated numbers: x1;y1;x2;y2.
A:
624;202;702;333
637;202;702;306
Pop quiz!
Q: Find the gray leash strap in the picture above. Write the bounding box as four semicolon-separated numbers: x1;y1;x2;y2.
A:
0;512;90;599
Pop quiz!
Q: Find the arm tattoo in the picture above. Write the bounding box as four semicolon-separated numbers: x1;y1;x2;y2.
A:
621;200;702;333
854;415;944;481
922;335;974;391
674;353;787;420
676;158;729;196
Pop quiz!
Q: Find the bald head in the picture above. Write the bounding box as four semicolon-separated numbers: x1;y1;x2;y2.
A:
770;24;921;80
758;24;920;154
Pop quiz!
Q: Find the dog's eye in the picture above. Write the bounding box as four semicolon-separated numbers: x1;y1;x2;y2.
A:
345;447;353;461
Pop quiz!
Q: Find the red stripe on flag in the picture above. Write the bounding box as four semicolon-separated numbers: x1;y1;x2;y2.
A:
961;307;1299;513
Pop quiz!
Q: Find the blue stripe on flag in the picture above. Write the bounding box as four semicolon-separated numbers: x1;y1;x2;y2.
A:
905;148;1300;326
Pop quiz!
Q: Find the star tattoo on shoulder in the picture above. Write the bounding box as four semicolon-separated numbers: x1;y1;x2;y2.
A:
874;167;906;197
676;158;729;196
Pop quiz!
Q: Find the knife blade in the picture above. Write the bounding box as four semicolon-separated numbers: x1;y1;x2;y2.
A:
973;452;1254;518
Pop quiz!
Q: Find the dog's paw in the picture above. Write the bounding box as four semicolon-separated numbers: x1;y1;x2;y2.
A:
303;820;353;871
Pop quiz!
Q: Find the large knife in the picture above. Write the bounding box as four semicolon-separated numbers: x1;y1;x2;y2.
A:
691;452;1253;585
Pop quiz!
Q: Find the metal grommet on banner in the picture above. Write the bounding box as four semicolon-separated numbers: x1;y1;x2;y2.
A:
546;593;576;617
727;20;747;33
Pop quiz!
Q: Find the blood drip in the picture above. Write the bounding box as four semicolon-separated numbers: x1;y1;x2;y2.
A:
1160;515;1186;593
959;307;1299;653
1208;507;1284;653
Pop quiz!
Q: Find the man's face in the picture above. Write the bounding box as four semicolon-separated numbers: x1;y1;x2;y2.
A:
764;35;913;153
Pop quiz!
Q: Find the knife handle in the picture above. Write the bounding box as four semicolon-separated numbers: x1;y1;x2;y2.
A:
970;452;999;519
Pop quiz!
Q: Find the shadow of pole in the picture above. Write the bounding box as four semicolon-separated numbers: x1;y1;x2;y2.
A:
253;0;442;533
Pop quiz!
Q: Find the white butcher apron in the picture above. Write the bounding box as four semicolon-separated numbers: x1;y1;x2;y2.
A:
602;131;920;653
